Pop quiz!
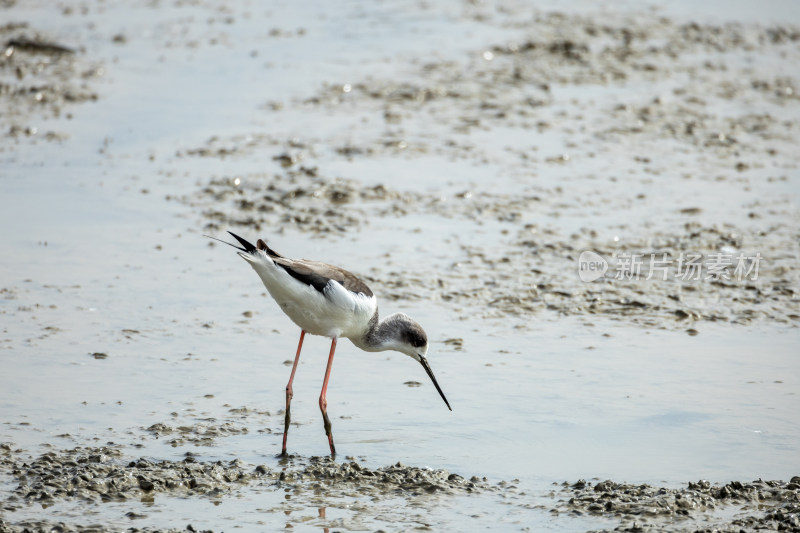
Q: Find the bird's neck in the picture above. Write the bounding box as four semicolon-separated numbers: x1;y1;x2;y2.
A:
356;311;397;352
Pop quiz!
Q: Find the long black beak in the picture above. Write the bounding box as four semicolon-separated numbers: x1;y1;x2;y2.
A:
419;355;452;411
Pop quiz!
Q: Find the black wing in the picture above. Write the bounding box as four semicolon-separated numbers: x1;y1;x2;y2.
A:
221;231;373;298
274;258;374;298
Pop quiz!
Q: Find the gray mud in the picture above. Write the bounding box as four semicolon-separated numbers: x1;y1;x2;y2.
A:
1;1;798;532
0;443;502;533
0;446;493;503
554;477;800;532
1;21;101;141
183;12;800;328
1;443;797;532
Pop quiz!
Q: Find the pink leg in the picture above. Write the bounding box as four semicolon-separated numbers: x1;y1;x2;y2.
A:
319;337;337;455
282;330;305;456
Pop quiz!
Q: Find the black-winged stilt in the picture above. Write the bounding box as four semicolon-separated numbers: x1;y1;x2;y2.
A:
211;232;451;456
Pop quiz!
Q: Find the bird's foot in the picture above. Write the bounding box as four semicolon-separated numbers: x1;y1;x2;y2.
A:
328;439;336;456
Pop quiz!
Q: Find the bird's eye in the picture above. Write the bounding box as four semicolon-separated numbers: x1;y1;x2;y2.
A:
405;332;423;347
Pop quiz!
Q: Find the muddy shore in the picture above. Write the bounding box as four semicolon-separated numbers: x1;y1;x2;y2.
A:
183;11;800;330
1;0;798;531
1;443;798;532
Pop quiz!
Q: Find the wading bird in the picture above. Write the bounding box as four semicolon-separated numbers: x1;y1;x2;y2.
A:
211;232;451;455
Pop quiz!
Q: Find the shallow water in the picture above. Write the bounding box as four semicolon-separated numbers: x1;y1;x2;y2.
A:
1;0;799;531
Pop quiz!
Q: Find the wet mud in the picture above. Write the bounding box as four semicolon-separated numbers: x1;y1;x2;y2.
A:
183;12;800;329
1;441;797;532
0;442;504;533
144;421;250;448
554;477;800;532
1;21;101;142
0;445;252;505
1;1;798;532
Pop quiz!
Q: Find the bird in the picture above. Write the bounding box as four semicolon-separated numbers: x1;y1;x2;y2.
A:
209;231;451;456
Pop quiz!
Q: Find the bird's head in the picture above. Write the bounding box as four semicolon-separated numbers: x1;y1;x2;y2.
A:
382;313;451;411
390;313;429;360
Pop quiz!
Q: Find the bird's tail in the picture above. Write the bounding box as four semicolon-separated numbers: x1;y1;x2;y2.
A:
204;231;283;259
